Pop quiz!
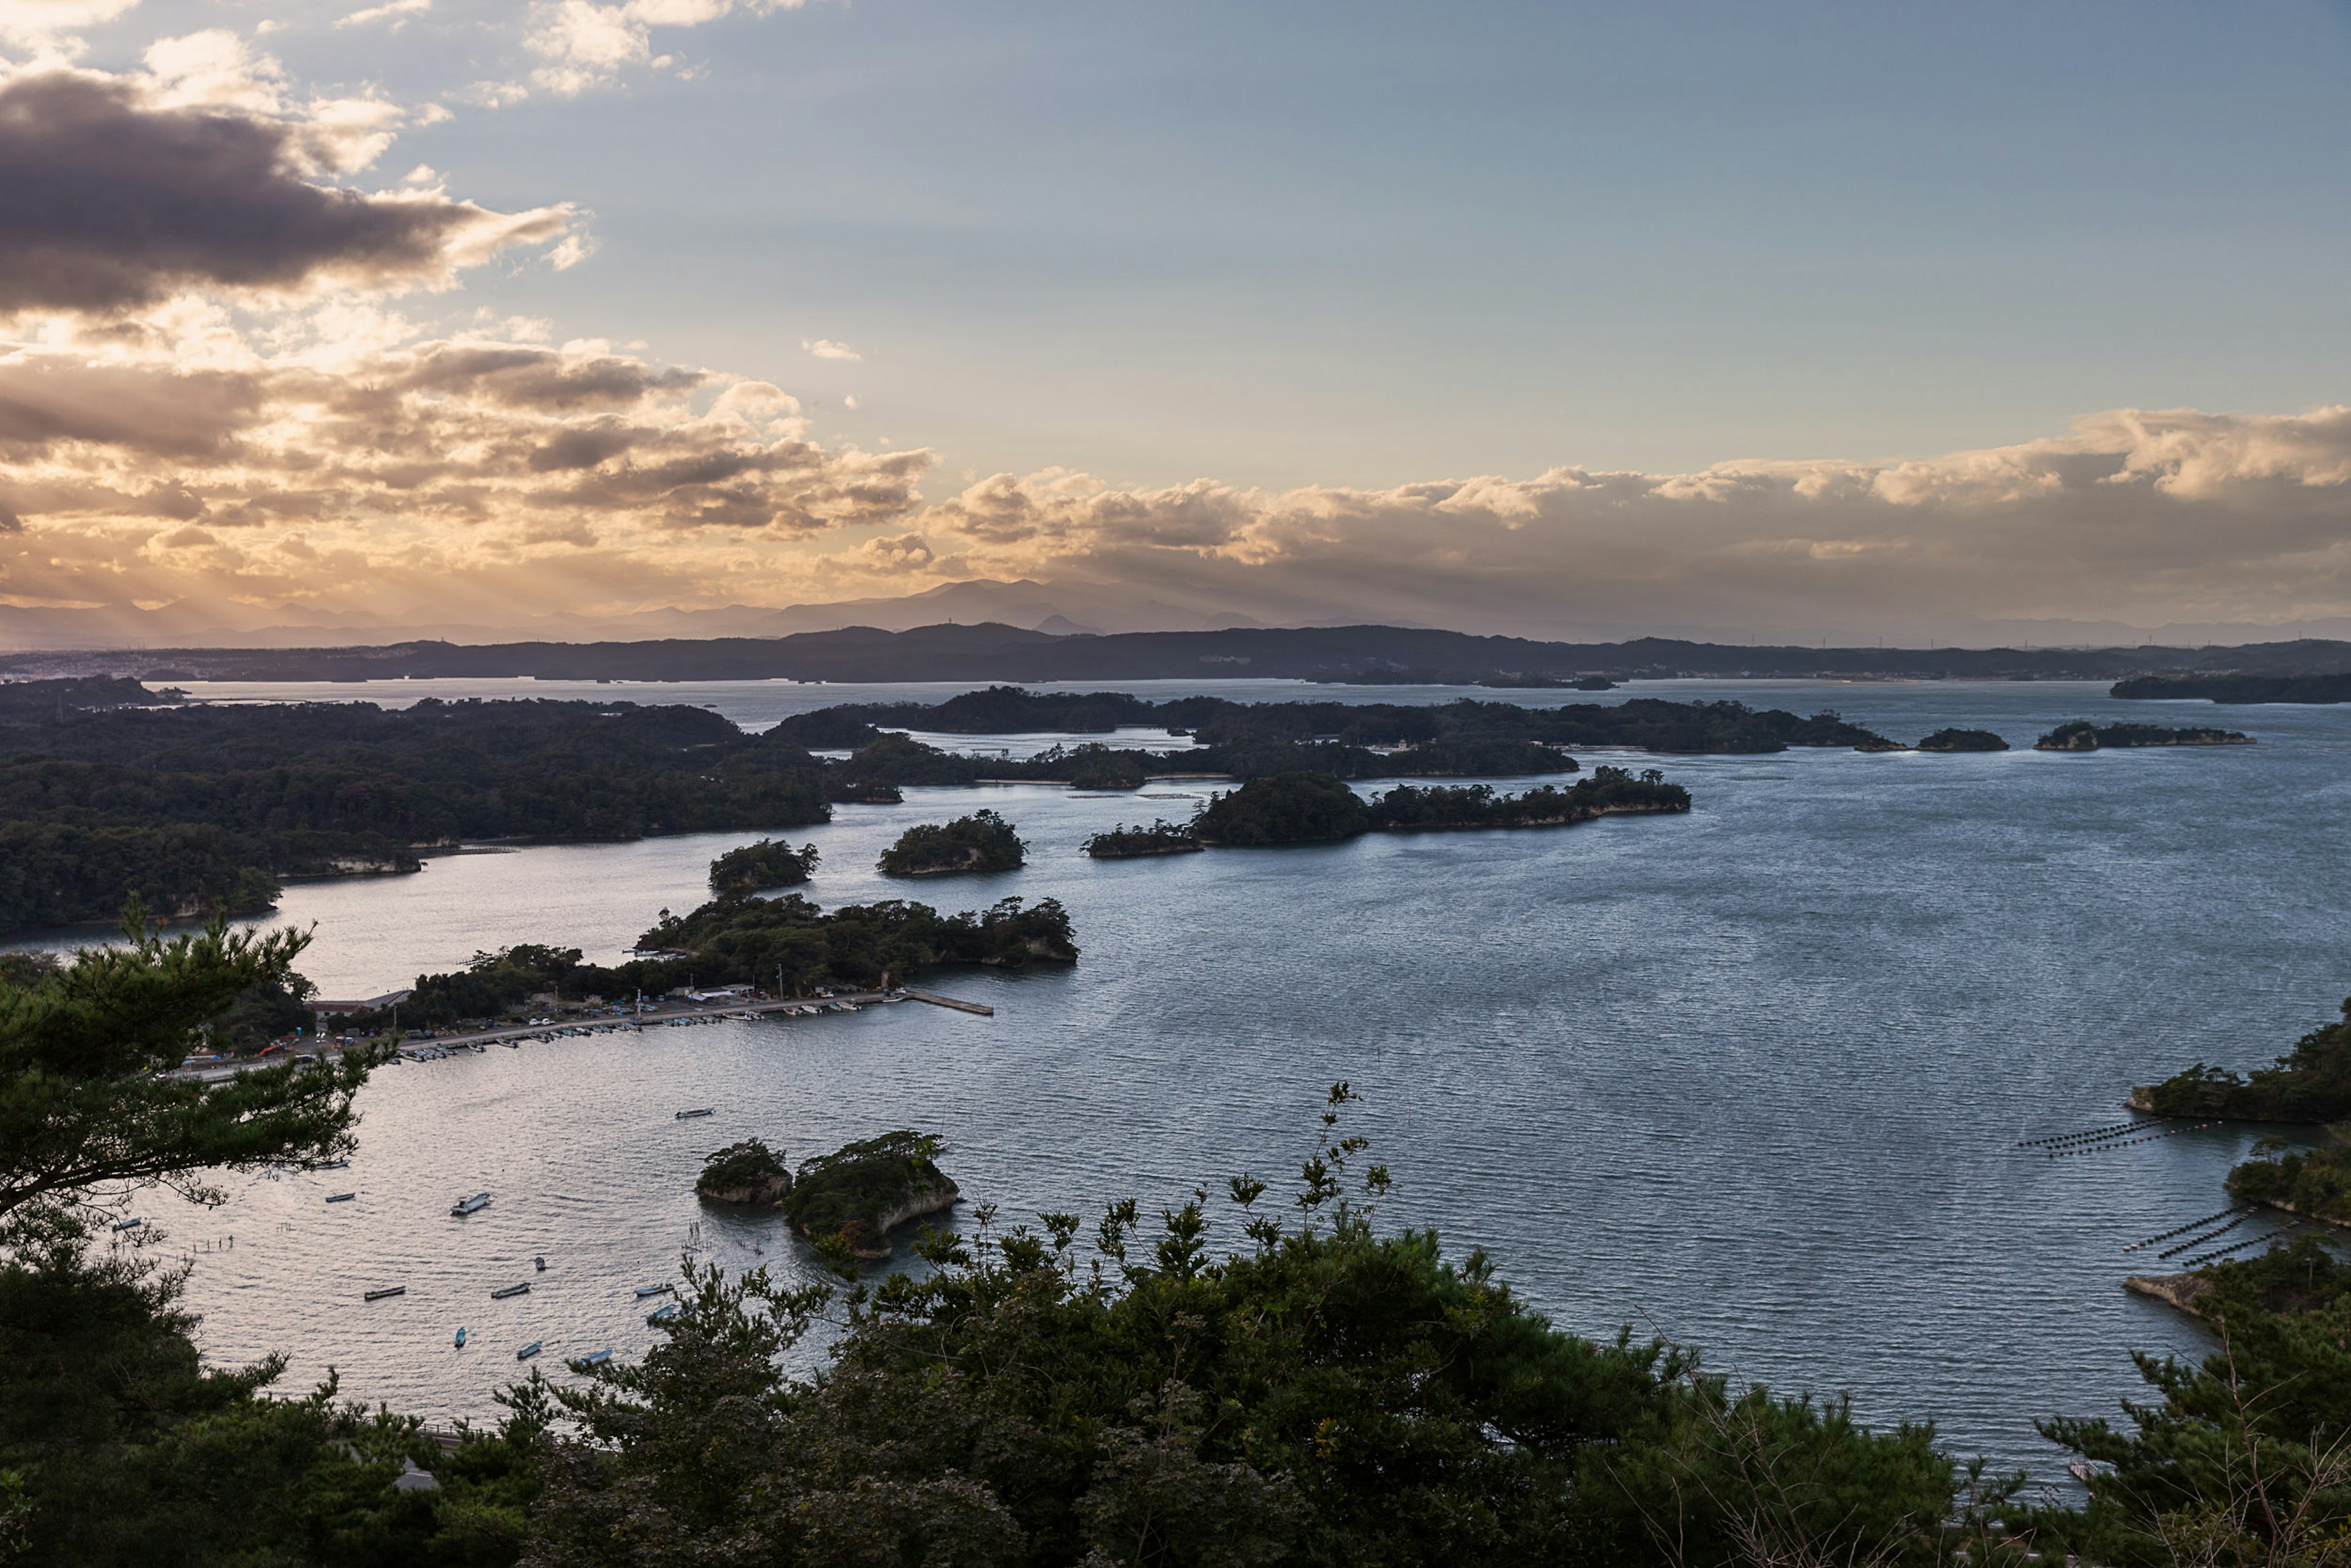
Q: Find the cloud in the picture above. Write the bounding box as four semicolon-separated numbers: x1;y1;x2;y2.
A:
520;0;804;97
0;52;574;316
885;408;2351;639
336;0;430;28
801;338;860;361
0;302;937;620
0;0;139;46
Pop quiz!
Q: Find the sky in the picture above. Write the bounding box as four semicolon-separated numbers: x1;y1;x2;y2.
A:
4;0;2351;641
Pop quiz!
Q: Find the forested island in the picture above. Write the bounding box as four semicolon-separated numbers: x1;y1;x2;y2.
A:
2034;719;2254;750
781;1131;959;1259
877;809;1027;876
2113;673;2351;704
694;1139;793;1206
1917;727;2009;751
1081;819;1202;857
708;839;819;893
348;890;1076;1031
1191;767;1691;848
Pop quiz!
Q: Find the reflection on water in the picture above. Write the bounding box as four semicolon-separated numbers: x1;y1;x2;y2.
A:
31;679;2351;1482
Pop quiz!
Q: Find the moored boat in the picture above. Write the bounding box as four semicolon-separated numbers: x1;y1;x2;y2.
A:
516;1340;542;1361
451;1191;492;1216
454;1327;468;1348
675;1108;715;1120
490;1282;531;1300
364;1286;406;1301
326;1192;356;1203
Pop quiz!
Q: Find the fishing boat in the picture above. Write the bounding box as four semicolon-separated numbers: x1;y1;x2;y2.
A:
632;1283;673;1298
317;1158;350;1171
516;1340;542;1361
675;1108;715;1120
325;1192;356;1203
450;1191;492;1216
454;1327;468;1348
490;1282;531;1300
646;1302;681;1325
572;1349;612;1369
113;1216;144;1231
364;1286;406;1301
534;1256;547;1272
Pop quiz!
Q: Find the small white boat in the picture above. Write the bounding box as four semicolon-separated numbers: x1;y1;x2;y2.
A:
317;1158;350;1171
572;1348;612;1369
675;1108;715;1120
632;1283;673;1298
364;1285;406;1301
646;1302;681;1325
516;1340;543;1361
451;1191;492;1217
325;1192;356;1204
454;1327;468;1348
490;1282;531;1300
112;1216;144;1231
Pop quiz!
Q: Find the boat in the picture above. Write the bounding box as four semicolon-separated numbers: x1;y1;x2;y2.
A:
450;1191;492;1217
364;1286;406;1301
571;1348;612;1369
454;1327;468;1348
516;1340;542;1361
646;1302;681;1324
675;1108;715;1120
112;1216;144;1231
534;1255;547;1272
325;1192;356;1203
490;1282;531;1300
632;1283;673;1298
317;1158;350;1171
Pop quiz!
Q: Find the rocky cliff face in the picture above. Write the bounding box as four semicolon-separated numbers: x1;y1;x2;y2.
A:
700;1170;793;1206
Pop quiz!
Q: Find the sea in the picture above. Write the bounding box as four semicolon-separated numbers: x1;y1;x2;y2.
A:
13;674;2347;1493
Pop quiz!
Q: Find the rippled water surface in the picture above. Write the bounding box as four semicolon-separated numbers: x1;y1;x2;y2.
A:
31;677;2351;1483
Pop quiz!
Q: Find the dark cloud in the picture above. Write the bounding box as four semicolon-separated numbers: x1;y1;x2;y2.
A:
402;344;703;410
0;361;261;455
0;72;560;313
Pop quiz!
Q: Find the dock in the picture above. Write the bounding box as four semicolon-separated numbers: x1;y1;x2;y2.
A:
902;989;994;1016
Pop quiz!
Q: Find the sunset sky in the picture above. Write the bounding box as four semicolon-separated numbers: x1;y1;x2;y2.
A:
5;1;2351;640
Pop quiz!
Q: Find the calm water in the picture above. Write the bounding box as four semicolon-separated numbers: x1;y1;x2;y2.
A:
31;678;2351;1485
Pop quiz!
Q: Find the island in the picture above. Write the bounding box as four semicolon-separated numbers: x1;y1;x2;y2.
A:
877;809;1027;876
2034;719;2254;751
1081;819;1202;857
696;1139;793;1206
2113;673;2351;705
783;1131;959;1258
337;890;1076;1033
1915;727;2009;752
708;839;819;894
1190;766;1692;848
2134;999;2351;1122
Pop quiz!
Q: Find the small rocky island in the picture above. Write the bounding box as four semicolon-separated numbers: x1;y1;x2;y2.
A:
1916;727;2009;752
784;1131;960;1258
2034;719;2253;751
695;1139;793;1206
878;810;1027;876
